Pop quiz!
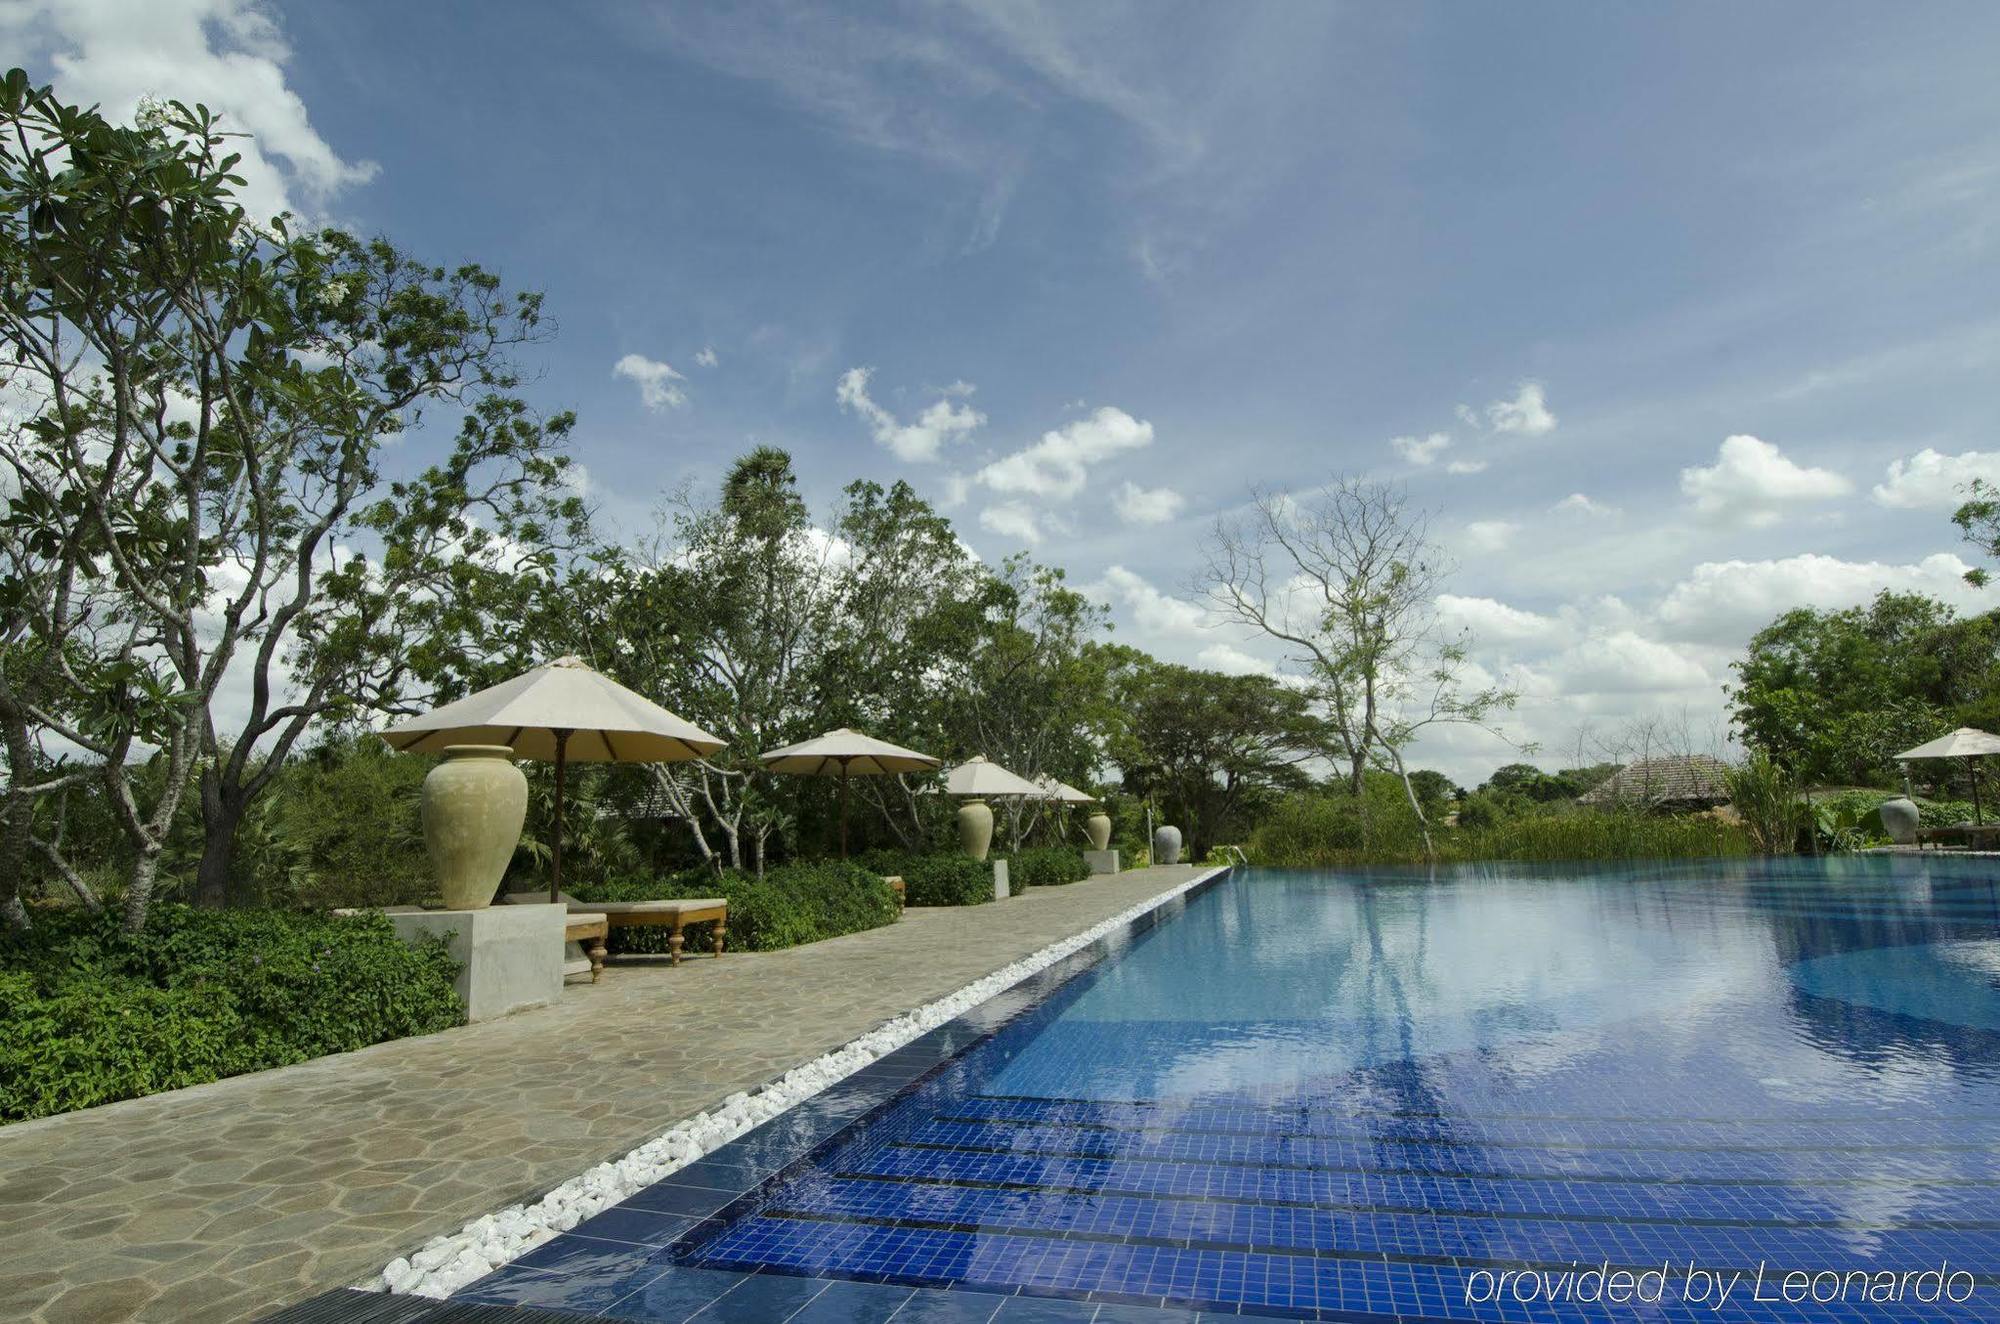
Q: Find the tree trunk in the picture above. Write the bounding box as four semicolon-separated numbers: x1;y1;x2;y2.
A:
122;850;162;934
194;781;245;908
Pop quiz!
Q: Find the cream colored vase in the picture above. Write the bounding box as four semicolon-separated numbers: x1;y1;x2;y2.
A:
1086;811;1113;852
957;798;994;862
423;745;529;910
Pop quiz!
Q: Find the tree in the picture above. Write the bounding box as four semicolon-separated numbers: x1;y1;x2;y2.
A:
0;73;585;924
1110;659;1326;857
1197;476;1517;853
1728;591;1996;785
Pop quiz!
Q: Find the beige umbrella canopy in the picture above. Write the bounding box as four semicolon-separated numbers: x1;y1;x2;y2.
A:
758;728;940;857
382;656;725;899
1896;727;2000;824
1036;775;1099;805
943;755;1044;799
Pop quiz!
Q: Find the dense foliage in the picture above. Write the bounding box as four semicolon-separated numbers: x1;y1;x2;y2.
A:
1009;846;1092;888
859;851;995;907
570;861;898;954
1728;592;2000;786
1109;660;1323;858
0;906;461;1121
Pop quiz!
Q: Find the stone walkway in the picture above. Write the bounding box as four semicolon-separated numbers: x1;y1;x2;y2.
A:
0;866;1217;1324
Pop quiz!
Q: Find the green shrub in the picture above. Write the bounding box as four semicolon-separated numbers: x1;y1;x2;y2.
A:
0;905;462;1123
573;860;898;953
1010;846;1089;887
1918;797;1979;827
896;853;993;906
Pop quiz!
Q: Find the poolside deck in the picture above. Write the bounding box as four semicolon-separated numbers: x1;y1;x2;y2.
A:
0;865;1215;1324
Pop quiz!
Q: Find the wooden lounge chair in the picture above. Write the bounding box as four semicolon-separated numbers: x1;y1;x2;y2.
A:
505;890;728;965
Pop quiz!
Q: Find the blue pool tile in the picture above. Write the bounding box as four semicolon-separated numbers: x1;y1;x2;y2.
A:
453;1259;658;1312
782;1278;917;1323
889;1287;1010;1323
569;1205;700;1247
602;1265;747;1321
1086;1303;1200;1324
671;1156;770;1191
509;1232;659;1278
689;1271;836;1322
622;1180;745;1218
989;1293;1101;1321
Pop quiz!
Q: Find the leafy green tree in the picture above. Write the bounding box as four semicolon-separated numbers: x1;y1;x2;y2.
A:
1111;659;1326;858
1727;591;1996;785
0;72;584;924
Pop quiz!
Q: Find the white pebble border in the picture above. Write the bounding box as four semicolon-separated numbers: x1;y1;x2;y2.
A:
371;866;1227;1299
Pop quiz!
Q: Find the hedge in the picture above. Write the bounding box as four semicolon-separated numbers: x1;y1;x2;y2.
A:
1009;846;1090;888
855;850;993;906
0;905;462;1123
572;860;899;953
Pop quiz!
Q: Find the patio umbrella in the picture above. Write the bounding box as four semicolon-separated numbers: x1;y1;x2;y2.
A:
1895;727;2000;825
1036;776;1099;805
943;755;1045;799
381;656;724;900
758;728;940;857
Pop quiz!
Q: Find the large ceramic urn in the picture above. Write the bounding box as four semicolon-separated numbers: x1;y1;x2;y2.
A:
423;745;529;909
1086;811;1113;852
957;798;994;862
1879;796;1920;846
1153;824;1183;866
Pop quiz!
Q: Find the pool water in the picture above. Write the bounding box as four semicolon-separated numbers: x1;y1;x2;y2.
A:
464;859;2000;1321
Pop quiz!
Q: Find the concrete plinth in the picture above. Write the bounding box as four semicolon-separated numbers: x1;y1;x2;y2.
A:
1083;849;1121;876
992;859;1010;901
389;903;565;1022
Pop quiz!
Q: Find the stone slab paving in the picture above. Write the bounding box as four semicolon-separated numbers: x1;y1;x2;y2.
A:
0;866;1217;1324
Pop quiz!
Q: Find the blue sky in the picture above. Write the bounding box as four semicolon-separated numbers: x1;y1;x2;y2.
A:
12;0;2000;780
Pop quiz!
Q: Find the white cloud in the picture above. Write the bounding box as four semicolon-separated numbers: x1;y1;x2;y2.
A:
1551;630;1712;695
836;367;984;462
940;473;971;508
1462;520;1520;553
1112;481;1185;525
977;406;1153;500
1435;594;1560;647
1873;448;2000;510
1553;492;1615;516
1679;434;1852;526
1089;565;1208;639
694;346;719;368
6;0;376;223
1655;551;1982;644
1445;458;1489;475
978;501;1042;545
1198;643;1278;677
613;353;688;410
1391;432;1451;466
1485;382;1557;436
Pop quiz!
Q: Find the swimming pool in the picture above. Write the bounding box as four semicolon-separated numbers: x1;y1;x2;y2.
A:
456;858;2000;1321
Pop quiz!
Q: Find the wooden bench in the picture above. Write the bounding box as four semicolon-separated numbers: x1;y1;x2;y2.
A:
506;891;728;965
566;913;609;982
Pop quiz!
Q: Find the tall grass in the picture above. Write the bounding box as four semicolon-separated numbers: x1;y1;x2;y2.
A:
1248;790;1751;868
1722;754;1805;854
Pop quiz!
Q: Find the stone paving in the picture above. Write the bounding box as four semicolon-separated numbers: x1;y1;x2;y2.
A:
0;865;1216;1324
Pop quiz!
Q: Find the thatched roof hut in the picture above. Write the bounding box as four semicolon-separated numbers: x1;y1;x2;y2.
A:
1577;754;1731;810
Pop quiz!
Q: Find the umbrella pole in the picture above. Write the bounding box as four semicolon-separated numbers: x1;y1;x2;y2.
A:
840;761;851;859
551;729;571;904
1975;757;1985;827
